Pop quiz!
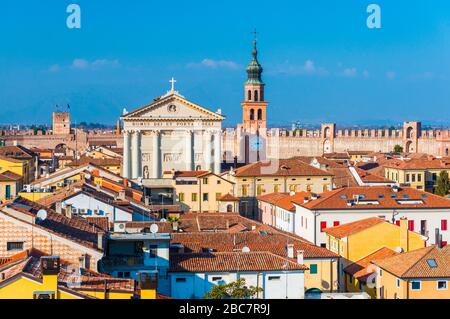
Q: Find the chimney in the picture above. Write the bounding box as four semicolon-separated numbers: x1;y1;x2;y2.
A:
144;196;150;206
439;234;444;249
303;197;309;204
78;255;86;274
297;250;304;265
172;221;179;232
287;244;294;259
97;232;105;250
55;201;63;214
65;204;73;219
311;193;318;200
118;189;126;200
40;256;60;292
399;217;409;252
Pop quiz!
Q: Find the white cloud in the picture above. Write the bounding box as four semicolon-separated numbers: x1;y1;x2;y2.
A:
386;71;396;80
48;64;61;73
71;58;121;70
187;59;240;70
273;59;328;76
342;67;357;77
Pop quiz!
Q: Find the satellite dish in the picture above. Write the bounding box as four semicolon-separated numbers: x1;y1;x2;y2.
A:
36;209;48;222
242;246;251;253
149;224;159;234
160;218;167;222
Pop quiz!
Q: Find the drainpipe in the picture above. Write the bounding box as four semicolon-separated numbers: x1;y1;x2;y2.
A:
199;178;202;213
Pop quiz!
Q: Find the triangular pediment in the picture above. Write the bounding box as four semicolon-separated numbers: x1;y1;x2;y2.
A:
122;93;225;121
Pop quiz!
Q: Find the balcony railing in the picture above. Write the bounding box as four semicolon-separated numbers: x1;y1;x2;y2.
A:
101;255;144;268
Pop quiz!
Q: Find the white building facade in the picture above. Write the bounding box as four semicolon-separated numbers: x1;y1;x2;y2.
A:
121;84;225;181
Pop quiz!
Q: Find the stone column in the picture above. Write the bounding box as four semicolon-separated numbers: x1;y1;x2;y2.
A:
213;130;221;174
123;130;131;178
152;130;160;178
185;130;193;171
204;130;212;171
131;130;141;179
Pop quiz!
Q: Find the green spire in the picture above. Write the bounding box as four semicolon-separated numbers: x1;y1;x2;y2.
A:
246;31;264;85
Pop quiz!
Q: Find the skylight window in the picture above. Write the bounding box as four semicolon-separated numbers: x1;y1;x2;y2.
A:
427;259;438;268
378;194;385;199
403;195;410;199
421;194;427;198
340;195;348;199
390;194;397;198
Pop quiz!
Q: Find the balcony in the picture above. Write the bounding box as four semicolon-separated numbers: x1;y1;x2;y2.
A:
101;255;145;269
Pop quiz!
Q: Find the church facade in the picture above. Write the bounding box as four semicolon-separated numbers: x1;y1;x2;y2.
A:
121;84;224;180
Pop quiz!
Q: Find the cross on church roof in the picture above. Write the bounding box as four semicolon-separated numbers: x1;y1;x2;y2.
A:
170;77;177;92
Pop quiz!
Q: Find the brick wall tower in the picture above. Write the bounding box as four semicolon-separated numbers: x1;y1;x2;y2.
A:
52;112;71;135
241;33;268;133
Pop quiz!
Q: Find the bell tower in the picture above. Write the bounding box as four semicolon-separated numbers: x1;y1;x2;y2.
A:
241;32;268;133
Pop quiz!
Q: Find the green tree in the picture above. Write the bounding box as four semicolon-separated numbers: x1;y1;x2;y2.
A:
204;279;263;299
435;171;450;196
393;145;403;153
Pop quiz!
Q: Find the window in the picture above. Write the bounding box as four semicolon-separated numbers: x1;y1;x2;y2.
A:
333;221;340;227
406;174;410;182
310;264;318;274
217;180;221;185
306;184;312;192
248;90;252;101
250;109;255;120
408;220;415;231
442;220;448;231
274;184;280;192
437;281;448;290
320;221;327;232
418;174;422;182
396;279;401;288
176;277;187;283
257;109;262;120
7;242;24;251
178;193;185;202
241;185;249;197
268;276;281;281
427;259;438;268
149;245;158;258
411;281;421;290
254;90;259;102
412;174;416;182
192;193;198;202
257;185;263;196
215;193;222;201
203;193;209;202
211;276;222;282
203;178;209;185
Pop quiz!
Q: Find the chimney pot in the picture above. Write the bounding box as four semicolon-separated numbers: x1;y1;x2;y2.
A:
287;244;294;259
297;250;304;265
97;232;105;250
65;204;73;219
55;201;63;214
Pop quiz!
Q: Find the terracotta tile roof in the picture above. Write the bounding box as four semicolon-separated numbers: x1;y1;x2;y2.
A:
67;156;121;168
383;157;450;170
292;186;450;210
355;167;393;183
0;171;22;182
170;251;308;273
0;250;134;295
125;221;174;233
323;217;385;239
344;247;397;282
0;146;35;159
0;155;23;164
174;171;210;178
257;192;313;212
86;217;111;232
219;193;240;201
171;231;338;259
294;156;347;169
5;197;104;250
372;245;450;278
323;152;351;160
234;158;333;178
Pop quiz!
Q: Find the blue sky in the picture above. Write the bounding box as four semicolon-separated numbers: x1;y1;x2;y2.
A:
1;0;450;127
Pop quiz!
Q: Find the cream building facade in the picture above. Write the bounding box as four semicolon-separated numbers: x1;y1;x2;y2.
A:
121;82;225;181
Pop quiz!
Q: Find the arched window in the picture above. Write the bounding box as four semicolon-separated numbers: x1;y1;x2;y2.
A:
257;109;262;120
250;109;255;120
227;204;233;213
248;90;252;101
254;90;259;102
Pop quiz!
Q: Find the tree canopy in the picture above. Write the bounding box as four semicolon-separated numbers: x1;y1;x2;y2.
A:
435;171;450;196
204;279;263;299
